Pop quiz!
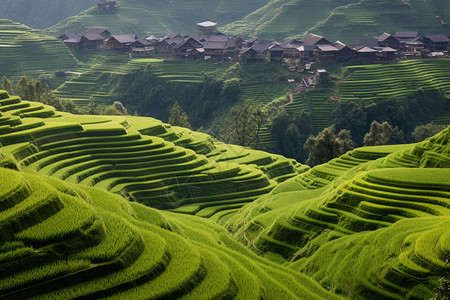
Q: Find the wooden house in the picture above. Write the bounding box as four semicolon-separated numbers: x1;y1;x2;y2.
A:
334;41;355;62
356;46;378;60
197;21;218;36
243;37;258;48
354;38;378;49
105;34;137;52
298;45;316;61
202;41;226;60
268;44;284;62
404;38;425;52
63;38;81;49
301;34;332;45
97;0;119;11
224;37;243;59
374;47;398;61
80;33;106;49
421;34;450;51
240;48;261;63
173;40;200;59
377;33;400;49
314;44;338;62
280;40;302;59
57;33;81;41
82;28;111;39
154;39;174;56
394;31;418;41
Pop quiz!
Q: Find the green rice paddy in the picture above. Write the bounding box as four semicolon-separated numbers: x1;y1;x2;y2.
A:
0;89;449;299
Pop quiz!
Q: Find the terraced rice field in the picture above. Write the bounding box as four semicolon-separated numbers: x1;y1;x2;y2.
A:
240;82;292;105
0;19;79;80
55;58;230;105
285;90;332;133
225;126;450;299
0;90;304;222
0;88;449;299
339;59;450;102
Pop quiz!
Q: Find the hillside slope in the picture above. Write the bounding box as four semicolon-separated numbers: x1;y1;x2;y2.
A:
0;0;95;29
224;0;450;41
48;0;270;36
48;0;449;41
0;19;79;80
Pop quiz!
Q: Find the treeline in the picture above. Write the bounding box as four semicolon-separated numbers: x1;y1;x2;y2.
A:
111;64;242;130
1;76;128;116
268;82;449;165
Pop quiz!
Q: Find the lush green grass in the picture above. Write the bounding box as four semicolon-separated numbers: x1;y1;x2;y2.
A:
0;19;79;80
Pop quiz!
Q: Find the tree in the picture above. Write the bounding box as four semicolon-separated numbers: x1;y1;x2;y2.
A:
168;101;191;129
1;76;14;95
219;101;268;149
412;122;447;142
363;121;405;146
304;124;354;166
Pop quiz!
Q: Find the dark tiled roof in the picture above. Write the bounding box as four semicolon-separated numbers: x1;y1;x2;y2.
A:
269;44;285;51
423;34;450;43
378;32;392;42
394;31;418;38
333;41;348;51
316;44;338;52
252;41;276;52
301;34;331;45
280;40;303;49
202;41;227;50
173;40;196;49
133;38;152;46
109;34;137;44
298;45;316;52
58;33;81;40
355;38;378;47
82;33;105;41
357;46;378;53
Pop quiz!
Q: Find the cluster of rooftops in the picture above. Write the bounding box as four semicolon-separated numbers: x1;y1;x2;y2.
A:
57;21;450;63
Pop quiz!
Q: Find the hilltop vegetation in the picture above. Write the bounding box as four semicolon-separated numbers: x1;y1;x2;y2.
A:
0;89;448;299
0;0;95;30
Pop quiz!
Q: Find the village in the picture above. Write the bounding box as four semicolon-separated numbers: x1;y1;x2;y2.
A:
58;20;450;64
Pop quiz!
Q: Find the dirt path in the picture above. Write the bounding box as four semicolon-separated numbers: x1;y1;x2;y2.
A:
282;75;315;108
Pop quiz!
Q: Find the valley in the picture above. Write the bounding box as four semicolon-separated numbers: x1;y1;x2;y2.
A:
0;1;449;299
